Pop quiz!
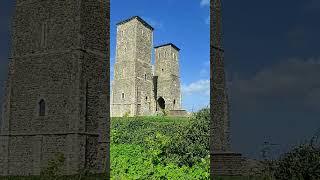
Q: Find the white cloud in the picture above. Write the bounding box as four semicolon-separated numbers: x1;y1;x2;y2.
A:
229;57;320;112
142;17;164;30
200;0;210;7
182;79;210;96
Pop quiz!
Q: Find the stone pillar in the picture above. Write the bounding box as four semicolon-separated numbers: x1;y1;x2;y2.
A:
210;0;244;178
210;0;230;156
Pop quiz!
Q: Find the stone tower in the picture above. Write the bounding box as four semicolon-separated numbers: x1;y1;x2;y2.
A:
111;16;154;117
211;0;244;176
0;0;109;176
210;0;230;153
154;44;182;112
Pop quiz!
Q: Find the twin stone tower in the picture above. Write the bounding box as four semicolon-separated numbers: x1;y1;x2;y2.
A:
111;16;183;117
0;0;239;177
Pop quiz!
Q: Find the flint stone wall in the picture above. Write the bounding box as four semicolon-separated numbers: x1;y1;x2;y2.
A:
0;0;109;176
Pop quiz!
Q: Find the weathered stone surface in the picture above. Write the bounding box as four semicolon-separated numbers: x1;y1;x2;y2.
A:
0;0;110;176
154;44;182;112
111;17;154;117
210;0;244;178
210;0;230;155
211;152;245;176
111;16;183;117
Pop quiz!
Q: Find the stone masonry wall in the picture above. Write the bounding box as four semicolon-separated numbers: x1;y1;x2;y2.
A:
111;17;153;117
211;0;239;178
211;153;245;176
134;19;153;115
210;0;230;153
154;45;181;111
80;0;109;174
0;0;109;176
111;20;137;117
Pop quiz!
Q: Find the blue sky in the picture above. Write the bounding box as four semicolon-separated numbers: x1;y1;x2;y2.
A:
1;0;320;160
110;0;210;112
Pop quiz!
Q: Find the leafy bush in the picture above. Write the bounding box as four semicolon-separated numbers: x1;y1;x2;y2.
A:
273;143;320;180
110;107;211;179
161;109;170;117
255;142;320;180
40;152;65;179
111;144;210;180
165;108;210;166
123;111;131;118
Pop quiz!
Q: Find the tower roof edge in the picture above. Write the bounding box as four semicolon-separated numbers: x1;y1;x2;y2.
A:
154;43;180;51
116;16;154;31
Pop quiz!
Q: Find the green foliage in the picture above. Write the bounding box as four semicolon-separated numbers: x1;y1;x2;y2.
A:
161;109;170;117
254;142;320;180
111;108;211;179
40;152;65;179
111;116;189;145
122;111;131;118
273;143;320;180
110;144;210;180
165;108;210;166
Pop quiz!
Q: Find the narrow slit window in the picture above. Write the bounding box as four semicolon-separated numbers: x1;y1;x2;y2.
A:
122;93;125;99
39;99;45;116
41;22;48;47
144;74;147;80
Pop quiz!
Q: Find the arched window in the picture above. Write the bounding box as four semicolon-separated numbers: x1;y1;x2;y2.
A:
122;93;125;99
39;99;45;116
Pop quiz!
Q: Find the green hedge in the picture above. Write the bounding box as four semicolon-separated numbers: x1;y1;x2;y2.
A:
111;108;211;179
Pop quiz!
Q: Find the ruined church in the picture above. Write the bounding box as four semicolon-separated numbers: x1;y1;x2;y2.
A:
111;16;185;117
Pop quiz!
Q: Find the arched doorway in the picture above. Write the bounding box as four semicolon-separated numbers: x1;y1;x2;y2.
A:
157;97;165;110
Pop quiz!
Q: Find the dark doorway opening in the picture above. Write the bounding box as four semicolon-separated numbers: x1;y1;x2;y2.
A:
157;97;165;110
